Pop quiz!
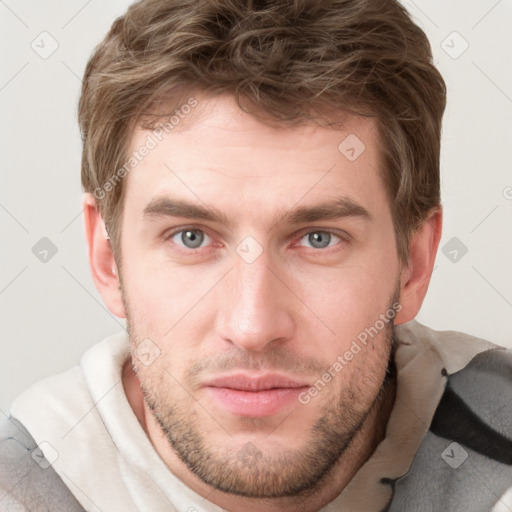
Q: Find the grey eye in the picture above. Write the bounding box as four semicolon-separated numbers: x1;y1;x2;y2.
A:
172;229;208;249
300;231;340;249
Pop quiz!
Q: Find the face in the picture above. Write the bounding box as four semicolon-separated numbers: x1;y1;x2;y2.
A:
118;95;402;498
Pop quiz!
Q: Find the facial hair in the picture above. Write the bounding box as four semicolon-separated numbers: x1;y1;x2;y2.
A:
123;281;397;498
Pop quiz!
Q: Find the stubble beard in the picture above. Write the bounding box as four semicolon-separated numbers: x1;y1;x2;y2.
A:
121;280;396;499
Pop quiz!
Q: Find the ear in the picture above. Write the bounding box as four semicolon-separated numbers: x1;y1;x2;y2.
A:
83;193;126;319
394;207;443;325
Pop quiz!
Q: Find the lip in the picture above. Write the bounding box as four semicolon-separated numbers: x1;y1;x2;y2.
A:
204;373;309;391
203;373;309;417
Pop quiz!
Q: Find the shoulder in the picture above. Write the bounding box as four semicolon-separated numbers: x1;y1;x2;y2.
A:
388;342;512;512
394;320;497;373
431;347;512;462
0;416;85;511
1;332;129;511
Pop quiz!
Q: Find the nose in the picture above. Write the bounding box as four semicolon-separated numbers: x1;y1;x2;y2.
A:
216;250;296;353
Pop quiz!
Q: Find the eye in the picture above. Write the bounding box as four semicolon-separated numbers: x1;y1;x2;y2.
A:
299;231;342;249
169;229;212;249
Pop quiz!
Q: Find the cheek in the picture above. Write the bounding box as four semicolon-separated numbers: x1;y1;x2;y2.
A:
290;256;398;343
120;249;221;337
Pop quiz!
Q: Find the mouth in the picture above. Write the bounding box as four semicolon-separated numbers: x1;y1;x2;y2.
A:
203;373;310;417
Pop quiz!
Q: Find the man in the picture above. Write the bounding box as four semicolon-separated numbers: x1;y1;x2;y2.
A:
1;0;511;510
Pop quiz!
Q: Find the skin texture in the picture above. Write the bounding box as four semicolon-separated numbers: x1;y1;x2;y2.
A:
84;94;442;512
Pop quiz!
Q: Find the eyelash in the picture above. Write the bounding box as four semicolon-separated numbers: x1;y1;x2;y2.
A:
163;226;349;254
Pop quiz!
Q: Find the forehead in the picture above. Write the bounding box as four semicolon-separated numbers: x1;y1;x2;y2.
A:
122;95;388;225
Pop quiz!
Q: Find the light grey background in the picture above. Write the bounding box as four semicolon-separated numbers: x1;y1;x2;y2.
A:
1;0;511;414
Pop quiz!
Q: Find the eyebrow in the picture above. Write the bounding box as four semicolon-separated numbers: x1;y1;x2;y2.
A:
142;195;372;229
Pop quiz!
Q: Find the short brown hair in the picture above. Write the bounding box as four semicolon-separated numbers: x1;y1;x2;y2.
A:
79;0;446;265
